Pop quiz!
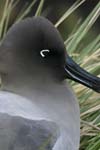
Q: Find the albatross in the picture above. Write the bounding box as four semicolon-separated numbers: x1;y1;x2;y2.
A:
0;17;100;150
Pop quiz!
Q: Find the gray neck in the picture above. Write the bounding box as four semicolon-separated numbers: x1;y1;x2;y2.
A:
1;71;64;99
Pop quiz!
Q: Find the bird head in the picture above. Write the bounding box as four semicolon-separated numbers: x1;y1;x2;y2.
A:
0;17;100;92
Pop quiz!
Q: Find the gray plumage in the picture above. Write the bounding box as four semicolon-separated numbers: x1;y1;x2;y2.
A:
0;16;99;150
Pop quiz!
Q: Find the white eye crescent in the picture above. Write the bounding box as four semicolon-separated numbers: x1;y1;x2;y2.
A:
40;49;50;57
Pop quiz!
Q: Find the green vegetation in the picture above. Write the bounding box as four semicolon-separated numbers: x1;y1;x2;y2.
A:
0;0;100;149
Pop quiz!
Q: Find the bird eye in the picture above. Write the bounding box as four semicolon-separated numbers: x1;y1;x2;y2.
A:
40;49;50;58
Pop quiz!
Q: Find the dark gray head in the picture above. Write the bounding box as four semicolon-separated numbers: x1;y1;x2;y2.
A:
0;17;100;92
0;17;66;80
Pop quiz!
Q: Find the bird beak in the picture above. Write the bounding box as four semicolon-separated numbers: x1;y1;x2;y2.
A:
64;55;100;93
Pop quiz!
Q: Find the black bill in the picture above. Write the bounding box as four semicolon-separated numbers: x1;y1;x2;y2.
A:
65;56;100;93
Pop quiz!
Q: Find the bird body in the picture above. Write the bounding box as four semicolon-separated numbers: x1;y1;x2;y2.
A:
0;16;99;150
0;81;80;150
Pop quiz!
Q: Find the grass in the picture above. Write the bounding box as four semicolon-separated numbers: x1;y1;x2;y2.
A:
0;0;100;149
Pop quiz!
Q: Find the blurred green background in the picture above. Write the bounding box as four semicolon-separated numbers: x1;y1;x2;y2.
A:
0;0;100;150
0;0;99;39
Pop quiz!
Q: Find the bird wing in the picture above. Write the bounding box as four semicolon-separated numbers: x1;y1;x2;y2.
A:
0;113;59;150
0;91;60;150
